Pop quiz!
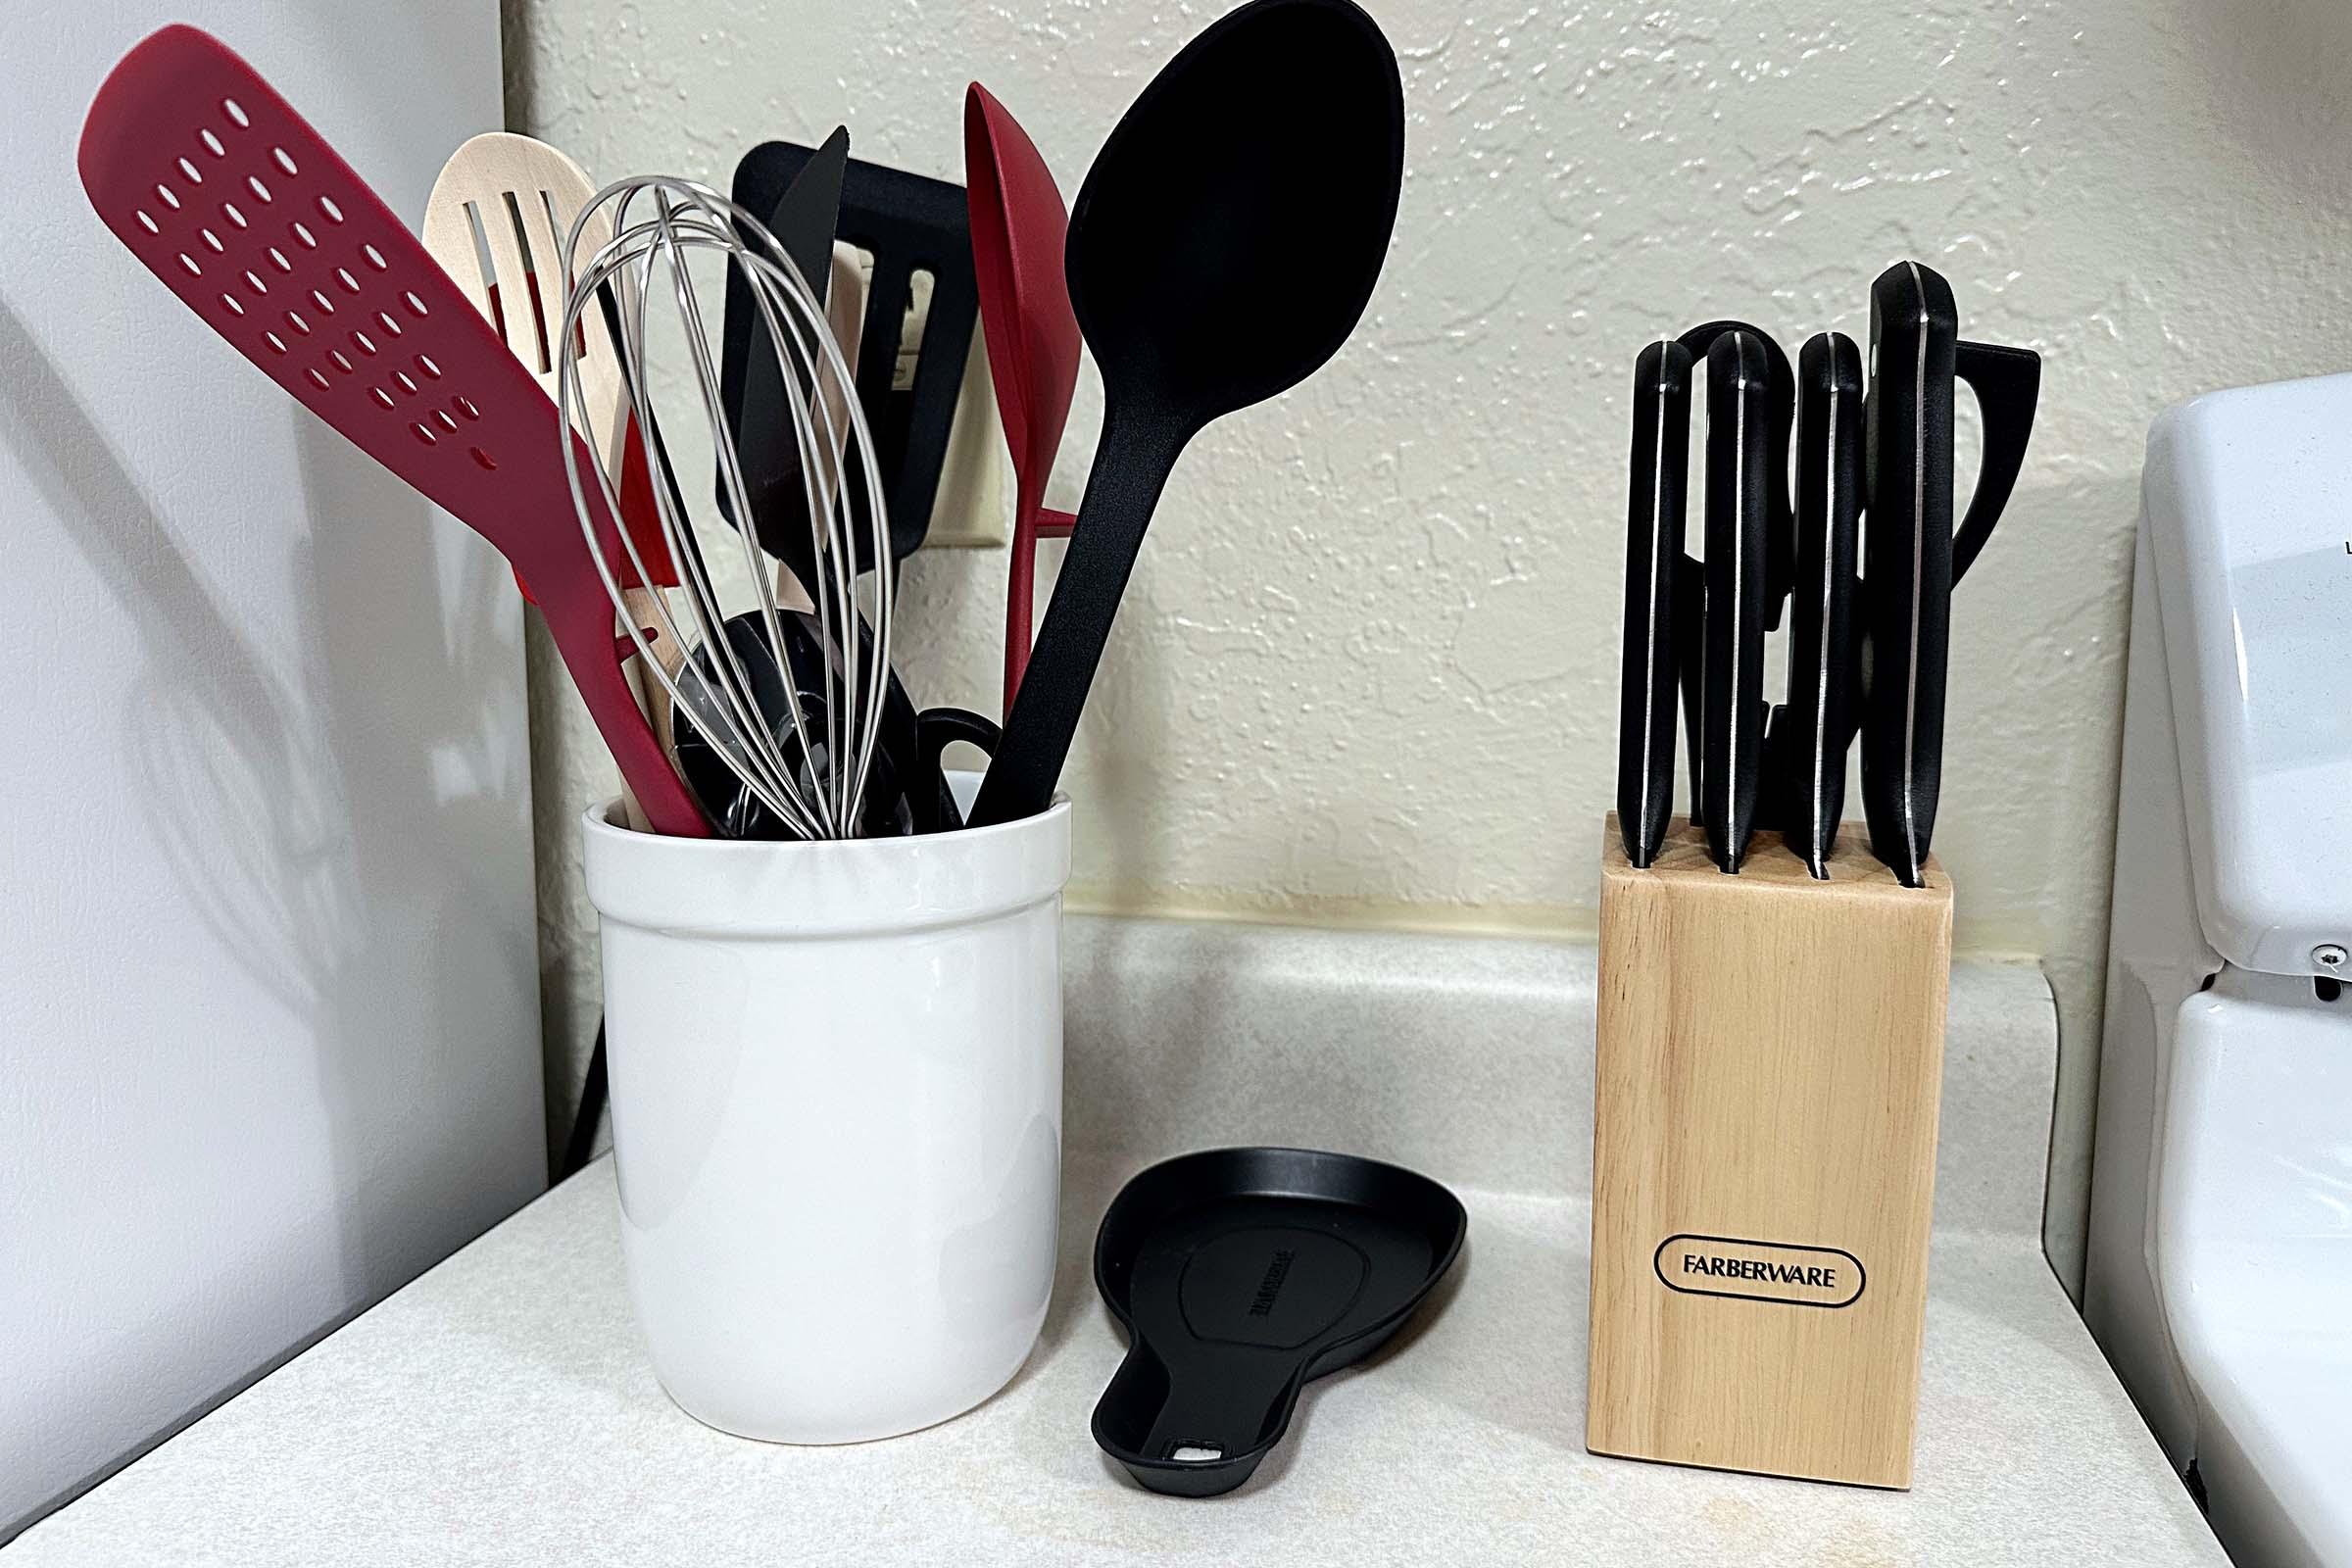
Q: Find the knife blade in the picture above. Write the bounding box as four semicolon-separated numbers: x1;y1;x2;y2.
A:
1618;338;1693;867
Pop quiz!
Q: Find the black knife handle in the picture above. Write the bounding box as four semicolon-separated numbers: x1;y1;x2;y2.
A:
1701;329;1774;873
1860;260;1960;887
1951;340;2042;582
1680;319;1795;631
1618;339;1693;866
1786;332;1865;878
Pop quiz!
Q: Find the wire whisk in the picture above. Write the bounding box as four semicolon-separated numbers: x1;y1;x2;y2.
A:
555;174;894;840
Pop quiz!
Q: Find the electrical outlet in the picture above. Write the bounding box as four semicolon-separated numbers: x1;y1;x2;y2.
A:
918;321;1011;551
835;242;1008;552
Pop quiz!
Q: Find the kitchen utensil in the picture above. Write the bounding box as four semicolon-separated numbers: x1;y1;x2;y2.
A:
1857;261;1954;889
666;611;910;841
561;174;891;840
965;81;1082;712
1698;328;1775;873
730;139;978;567
1091;1146;1466;1497
913;706;1001;834
1651;319;1791;835
1678;318;1796;629
717;135;954;833
966;0;1405;830
717;125;850;557
1784;331;1865;878
422;131;681;830
1616;338;1693;868
78;24;707;836
1858;261;2041;885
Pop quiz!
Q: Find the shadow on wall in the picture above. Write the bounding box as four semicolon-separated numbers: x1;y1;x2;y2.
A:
0;291;534;1529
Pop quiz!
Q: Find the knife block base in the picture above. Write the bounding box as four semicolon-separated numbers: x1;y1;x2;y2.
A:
1587;814;1952;1489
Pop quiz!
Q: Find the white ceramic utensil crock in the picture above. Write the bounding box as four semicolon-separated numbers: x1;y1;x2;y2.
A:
581;775;1070;1444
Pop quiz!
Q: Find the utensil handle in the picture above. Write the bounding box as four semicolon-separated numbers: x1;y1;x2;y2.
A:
970;405;1184;828
1617;340;1691;867
1700;330;1772;873
1858;262;1959;888
1949;341;2041;582
916;707;1002;832
1005;504;1076;711
544;591;710;837
1679;320;1794;630
1785;332;1865;877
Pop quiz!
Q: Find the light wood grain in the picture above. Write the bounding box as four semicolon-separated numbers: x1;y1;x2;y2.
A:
1587;814;1952;1489
423;133;670;832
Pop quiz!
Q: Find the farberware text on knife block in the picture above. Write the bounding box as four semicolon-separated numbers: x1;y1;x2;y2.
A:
1587;814;1952;1490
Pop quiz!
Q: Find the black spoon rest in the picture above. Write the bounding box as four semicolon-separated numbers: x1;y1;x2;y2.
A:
1092;1147;1466;1497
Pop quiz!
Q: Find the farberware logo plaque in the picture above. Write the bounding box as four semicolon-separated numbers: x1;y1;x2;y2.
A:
1653;1234;1865;1308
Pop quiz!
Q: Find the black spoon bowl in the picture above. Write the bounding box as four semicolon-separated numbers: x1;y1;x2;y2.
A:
966;0;1405;828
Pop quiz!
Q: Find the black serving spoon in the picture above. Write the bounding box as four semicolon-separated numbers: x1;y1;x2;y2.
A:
965;0;1405;829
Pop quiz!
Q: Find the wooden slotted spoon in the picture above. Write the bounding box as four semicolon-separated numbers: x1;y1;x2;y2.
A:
423;132;682;826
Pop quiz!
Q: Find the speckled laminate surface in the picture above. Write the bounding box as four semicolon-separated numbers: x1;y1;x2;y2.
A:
5;1159;2218;1568
11;922;2219;1564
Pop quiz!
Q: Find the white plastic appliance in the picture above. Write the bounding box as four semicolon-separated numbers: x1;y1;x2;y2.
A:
2086;371;2352;1568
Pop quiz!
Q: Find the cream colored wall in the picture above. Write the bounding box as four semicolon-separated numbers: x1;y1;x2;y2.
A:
504;0;2352;1292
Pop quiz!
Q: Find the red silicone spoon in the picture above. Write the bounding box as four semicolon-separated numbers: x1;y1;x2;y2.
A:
77;24;708;835
964;83;1081;713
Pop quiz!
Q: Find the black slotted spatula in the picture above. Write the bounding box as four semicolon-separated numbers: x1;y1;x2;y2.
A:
730;140;978;570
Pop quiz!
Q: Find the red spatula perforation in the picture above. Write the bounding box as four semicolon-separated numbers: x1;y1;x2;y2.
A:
79;24;707;835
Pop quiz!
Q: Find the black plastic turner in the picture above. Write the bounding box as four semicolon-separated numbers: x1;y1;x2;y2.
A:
731;140;977;569
717;126;849;553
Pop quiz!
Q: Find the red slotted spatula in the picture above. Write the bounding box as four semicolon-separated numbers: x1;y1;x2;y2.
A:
76;24;709;836
964;83;1081;714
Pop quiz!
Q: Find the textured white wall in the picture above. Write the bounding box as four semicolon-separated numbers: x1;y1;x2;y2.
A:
2;0;538;1539
505;0;2352;1293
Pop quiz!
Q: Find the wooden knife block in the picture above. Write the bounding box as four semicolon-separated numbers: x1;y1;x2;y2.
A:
1587;814;1952;1489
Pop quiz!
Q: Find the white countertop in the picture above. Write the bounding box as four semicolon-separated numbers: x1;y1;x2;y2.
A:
12;919;2225;1565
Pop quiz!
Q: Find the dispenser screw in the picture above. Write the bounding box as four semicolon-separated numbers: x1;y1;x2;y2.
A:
2315;945;2349;972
